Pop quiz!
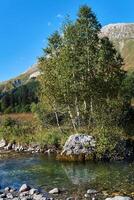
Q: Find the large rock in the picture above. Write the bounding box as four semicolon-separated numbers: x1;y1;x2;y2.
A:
61;134;96;156
0;139;6;148
105;196;132;200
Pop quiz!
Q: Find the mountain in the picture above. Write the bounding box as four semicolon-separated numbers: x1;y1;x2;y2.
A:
101;23;134;71
0;63;39;92
22;63;39;79
0;63;39;113
0;23;134;113
1;23;134;91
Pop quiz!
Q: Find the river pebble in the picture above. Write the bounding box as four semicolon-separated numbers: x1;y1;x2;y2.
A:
6;192;13;199
0;184;132;200
105;196;132;200
29;189;38;195
49;188;60;194
87;189;98;194
19;184;31;193
4;187;10;192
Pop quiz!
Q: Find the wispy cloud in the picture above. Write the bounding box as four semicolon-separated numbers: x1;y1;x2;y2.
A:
47;22;52;26
56;14;63;19
42;39;46;44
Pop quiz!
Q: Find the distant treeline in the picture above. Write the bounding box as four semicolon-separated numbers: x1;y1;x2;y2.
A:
0;80;38;113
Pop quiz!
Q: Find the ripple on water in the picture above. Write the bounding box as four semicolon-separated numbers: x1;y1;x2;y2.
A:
0;154;133;194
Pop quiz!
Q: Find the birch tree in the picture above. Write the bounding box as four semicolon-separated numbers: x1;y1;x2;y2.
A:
38;5;125;134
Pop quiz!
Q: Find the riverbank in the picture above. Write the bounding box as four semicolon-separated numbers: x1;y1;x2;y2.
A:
0;114;134;162
0;183;133;200
0;135;134;162
0;138;59;155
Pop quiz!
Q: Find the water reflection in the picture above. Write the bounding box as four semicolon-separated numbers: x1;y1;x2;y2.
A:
61;161;134;191
62;163;96;185
0;154;133;192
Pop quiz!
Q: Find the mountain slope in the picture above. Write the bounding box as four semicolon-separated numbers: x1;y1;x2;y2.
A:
0;63;39;92
1;23;134;91
101;23;134;71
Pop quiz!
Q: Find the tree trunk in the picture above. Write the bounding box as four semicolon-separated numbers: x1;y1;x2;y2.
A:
90;97;93;114
53;104;63;133
89;96;93;124
84;100;87;112
68;105;78;133
75;97;80;127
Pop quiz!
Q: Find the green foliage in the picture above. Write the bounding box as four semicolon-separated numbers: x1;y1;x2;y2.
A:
36;5;131;158
122;71;134;101
0;116;36;143
0;115;68;147
0;80;39;113
1;116;16;127
0;5;133;160
35;129;68;147
93;126;124;159
38;5;125;127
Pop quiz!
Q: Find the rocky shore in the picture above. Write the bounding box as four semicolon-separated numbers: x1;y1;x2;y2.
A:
0;139;57;155
0;184;133;200
0;184;52;200
0;133;134;162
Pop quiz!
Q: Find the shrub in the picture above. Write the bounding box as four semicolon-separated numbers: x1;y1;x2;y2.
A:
35;129;69;147
93;126;124;159
0;116;36;143
1;116;16;127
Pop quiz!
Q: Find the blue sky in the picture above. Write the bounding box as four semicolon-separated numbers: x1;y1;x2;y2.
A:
0;0;134;82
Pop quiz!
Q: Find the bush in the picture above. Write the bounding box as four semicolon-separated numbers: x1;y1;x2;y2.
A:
31;103;65;127
4;106;13;114
1;117;16;127
93;126;124;160
35;129;69;147
0;116;36;143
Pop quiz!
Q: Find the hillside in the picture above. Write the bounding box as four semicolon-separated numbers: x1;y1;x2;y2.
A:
1;23;134;93
0;63;39;93
0;64;39;113
101;23;134;71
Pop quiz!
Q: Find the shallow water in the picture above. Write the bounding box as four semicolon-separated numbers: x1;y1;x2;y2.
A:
0;154;133;194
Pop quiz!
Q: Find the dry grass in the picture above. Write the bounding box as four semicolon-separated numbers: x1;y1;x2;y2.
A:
0;113;34;122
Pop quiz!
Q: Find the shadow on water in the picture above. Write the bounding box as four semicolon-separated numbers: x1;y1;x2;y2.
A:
0;154;133;193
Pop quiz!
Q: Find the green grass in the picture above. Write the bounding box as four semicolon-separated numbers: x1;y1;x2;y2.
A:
0;113;70;147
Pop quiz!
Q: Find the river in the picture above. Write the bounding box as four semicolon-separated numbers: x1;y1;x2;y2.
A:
0;154;133;197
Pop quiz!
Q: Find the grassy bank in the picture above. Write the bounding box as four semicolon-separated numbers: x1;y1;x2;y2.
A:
0;113;69;147
0;113;134;161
